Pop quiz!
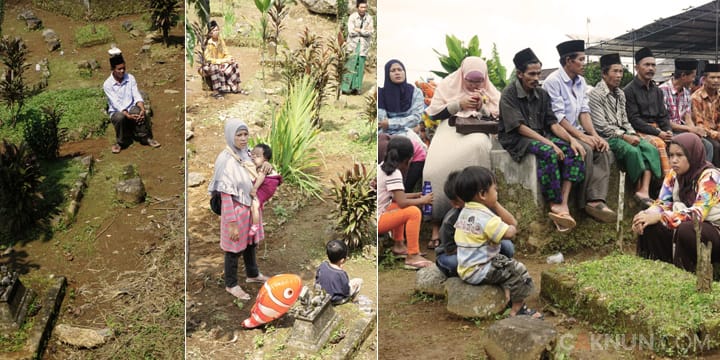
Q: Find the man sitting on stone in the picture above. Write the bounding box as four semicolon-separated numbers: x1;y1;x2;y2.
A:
658;58;714;163
624;47;671;177
103;47;160;153
543;39;615;223
589;53;662;209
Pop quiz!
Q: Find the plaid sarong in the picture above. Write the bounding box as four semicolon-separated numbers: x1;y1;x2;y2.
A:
207;62;241;93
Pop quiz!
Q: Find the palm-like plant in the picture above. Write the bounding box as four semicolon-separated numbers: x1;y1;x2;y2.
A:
0;140;44;244
268;0;289;72
252;75;322;197
0;36;45;126
328;30;347;100
255;0;272;79
331;163;376;250
149;0;181;46
431;34;482;79
280;28;334;126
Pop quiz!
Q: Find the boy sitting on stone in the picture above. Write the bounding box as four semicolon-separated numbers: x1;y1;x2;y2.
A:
454;166;542;319
436;171;515;277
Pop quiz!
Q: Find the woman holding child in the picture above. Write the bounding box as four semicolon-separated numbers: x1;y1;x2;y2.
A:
632;133;720;272
378;136;434;269
423;56;500;248
208;118;272;300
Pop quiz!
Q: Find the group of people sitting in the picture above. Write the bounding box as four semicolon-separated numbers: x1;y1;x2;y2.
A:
377;41;720;281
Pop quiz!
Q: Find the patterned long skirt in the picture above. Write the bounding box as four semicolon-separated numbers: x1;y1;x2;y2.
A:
208;62;241;93
526;137;585;204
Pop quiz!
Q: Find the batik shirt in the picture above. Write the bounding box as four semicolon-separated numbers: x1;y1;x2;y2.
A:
345;12;373;57
454;202;509;282
647;168;720;228
658;81;691;126
691;87;720;139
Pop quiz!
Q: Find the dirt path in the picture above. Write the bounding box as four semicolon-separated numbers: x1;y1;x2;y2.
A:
0;2;185;358
185;1;377;358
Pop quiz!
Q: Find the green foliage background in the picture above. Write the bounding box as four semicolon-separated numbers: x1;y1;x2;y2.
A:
432;35;509;90
583;62;634;87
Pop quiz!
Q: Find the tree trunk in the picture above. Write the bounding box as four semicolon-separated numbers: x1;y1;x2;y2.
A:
695;213;713;293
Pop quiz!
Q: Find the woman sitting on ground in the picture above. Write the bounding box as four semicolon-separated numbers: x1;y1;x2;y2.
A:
377;136;434;270
632;133;720;272
203;20;247;99
422;56;500;248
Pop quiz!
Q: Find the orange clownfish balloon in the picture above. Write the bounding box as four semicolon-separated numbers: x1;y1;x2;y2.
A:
242;274;302;329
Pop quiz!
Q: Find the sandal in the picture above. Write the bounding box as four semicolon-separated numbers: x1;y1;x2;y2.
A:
633;194;654;209
246;273;270;284
510;304;544;320
403;259;433;270
584;202;616;223
548;212;576;230
212;92;224;99
226;286;251;300
427;238;440;250
111;144;121;154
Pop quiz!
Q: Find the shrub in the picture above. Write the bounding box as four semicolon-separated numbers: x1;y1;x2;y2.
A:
0;140;43;244
252;75;321;197
0;88;106;144
74;24;113;47
23;106;65;160
0;36;45;126
331;163;376;250
150;0;181;46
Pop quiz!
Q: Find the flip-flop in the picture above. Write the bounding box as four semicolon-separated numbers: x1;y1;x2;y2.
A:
633;194;654;209
391;250;407;259
226;286;251;300
246;273;270;283
510;304;544;320
111;144;121;154
427;238;440;249
584;202;616;223
552;220;571;233
403;259;433;270
548;212;576;230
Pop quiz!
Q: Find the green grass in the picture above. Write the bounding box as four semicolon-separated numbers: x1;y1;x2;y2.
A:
317;105;376;166
74;24;114;47
0;88;107;144
558;254;720;356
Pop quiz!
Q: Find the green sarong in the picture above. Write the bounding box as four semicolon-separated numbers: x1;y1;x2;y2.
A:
341;44;365;95
608;137;662;182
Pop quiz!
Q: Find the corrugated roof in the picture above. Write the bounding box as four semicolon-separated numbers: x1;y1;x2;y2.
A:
586;1;720;61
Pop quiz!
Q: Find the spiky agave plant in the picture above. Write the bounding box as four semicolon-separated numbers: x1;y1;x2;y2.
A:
330;163;376;250
0;140;44;243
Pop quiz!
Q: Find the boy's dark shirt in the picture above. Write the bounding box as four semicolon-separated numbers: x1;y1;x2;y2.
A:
315;261;350;303
435;207;461;256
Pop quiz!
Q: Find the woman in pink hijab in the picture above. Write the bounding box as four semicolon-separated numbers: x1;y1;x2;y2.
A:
423;57;501;248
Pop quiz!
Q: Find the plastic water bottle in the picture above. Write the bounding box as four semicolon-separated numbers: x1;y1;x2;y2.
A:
546;252;564;264
422;181;432;216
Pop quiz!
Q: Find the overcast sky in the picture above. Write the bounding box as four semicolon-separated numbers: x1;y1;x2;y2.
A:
376;0;711;83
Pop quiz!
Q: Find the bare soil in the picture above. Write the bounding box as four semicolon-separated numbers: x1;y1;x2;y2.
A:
0;1;185;358
185;1;377;358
